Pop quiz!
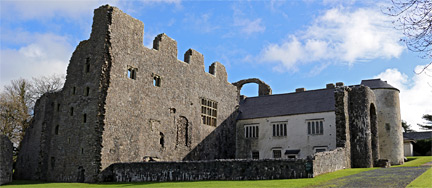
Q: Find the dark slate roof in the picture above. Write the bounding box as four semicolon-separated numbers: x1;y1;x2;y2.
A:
361;79;399;91
238;88;335;120
403;131;432;141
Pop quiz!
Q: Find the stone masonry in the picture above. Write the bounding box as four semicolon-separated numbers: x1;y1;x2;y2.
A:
15;5;238;182
0;134;13;185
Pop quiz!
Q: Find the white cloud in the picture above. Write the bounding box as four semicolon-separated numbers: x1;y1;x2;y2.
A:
0;33;72;90
375;66;432;131
234;18;266;35
260;6;405;72
1;0;119;21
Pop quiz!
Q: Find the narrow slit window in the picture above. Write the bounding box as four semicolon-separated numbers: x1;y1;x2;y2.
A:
83;114;87;123
84;57;90;73
70;107;74;116
72;87;76;95
55;125;59;135
84;87;90;96
153;75;161;87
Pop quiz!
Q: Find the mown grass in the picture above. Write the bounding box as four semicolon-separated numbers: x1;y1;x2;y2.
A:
393;156;432;167
5;156;431;188
5;168;374;188
407;167;432;188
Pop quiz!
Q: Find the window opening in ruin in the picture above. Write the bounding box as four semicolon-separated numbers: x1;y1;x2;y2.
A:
68;138;71;144
245;124;259;138
83;114;87;123
153;75;161;87
385;123;391;131
55;125;59;135
176;116;189;147
314;147;327;153
51;157;55;170
84;87;90;96
200;98;217;126
57;103;60;112
272;122;287;137
84;57;90;73
160;132;165;148
169;108;176;114
252;151;259;159
127;66;137;80
307;119;324;135
70;107;74;116
81;148;84;154
273;149;282;159
72;86;76;95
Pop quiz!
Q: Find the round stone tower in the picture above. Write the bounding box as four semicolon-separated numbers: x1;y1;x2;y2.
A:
361;79;404;165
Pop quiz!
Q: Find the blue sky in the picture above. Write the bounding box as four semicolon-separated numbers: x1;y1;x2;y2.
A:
1;0;431;130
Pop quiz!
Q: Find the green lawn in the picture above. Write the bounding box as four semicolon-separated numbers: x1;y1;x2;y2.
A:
393;156;432;167
5;156;431;188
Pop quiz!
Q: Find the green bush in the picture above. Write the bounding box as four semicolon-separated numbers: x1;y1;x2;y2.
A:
413;138;432;156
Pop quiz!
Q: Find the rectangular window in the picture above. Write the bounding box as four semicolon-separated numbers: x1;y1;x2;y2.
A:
84;57;90;73
153;75;161;87
307;119;324;135
200;98;217;126
127;66;137;80
252;151;259;159
273;149;282;159
70;107;74;116
314;147;328;153
84;87;90;96
245;125;259;138
272;122;287;137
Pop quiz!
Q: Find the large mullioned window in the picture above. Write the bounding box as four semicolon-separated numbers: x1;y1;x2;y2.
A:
307;119;324;135
201;98;217;126
272;122;287;137
245;124;259;138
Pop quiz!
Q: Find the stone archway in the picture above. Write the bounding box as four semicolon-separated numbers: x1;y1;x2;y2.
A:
232;78;272;96
370;103;379;165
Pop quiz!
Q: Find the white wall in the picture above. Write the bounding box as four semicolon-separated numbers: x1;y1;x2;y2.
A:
236;111;336;159
403;142;413;157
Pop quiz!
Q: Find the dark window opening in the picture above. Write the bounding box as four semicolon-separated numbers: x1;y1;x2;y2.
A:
72;87;76;95
70;107;74;116
57;103;61;112
55;125;59;135
153;75;161;87
84;87;90;96
252;151;259;159
273;150;282;159
288;155;296;159
160;132;165;148
85;57;90;73
81;148;84;154
272;123;287;137
51;157;55;170
127;67;137;80
83;114;87;123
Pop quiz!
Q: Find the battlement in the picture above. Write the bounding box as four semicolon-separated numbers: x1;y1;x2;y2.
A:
90;5;228;81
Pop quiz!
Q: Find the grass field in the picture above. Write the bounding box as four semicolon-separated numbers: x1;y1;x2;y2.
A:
5;156;431;188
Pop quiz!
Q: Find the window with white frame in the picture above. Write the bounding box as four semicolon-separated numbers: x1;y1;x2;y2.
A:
272;122;287;137
245;124;259;138
307;119;324;135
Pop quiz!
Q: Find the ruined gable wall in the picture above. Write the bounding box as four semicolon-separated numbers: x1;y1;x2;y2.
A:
99;6;238;169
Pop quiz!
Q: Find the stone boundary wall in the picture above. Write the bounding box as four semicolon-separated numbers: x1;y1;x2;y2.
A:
312;147;349;177
99;159;312;182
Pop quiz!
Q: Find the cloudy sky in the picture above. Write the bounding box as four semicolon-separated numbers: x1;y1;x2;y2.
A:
1;0;431;130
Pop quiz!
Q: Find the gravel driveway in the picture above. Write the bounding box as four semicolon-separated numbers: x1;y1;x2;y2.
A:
311;166;430;188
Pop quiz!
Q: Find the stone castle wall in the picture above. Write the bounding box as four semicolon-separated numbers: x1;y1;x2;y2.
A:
312;147;348;177
15;5;239;183
0;135;13;185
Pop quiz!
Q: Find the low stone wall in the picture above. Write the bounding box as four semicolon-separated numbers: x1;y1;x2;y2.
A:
100;159;312;182
0;134;13;185
312;147;348;177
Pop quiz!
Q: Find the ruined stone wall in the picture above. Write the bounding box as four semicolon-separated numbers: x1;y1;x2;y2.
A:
373;89;404;165
347;86;377;168
15;6;115;183
312;147;348;177
99;6;239;170
99;159;310;182
0;135;13;185
334;87;352;168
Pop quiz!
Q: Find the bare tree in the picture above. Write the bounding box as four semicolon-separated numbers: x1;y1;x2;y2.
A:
385;0;432;73
0;75;64;149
